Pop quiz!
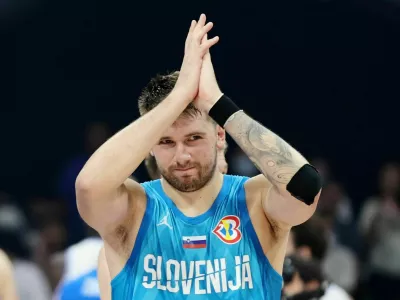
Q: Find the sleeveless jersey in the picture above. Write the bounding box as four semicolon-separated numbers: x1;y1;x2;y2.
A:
57;269;100;300
112;175;283;299
54;237;103;300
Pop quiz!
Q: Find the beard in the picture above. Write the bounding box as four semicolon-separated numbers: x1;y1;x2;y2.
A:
158;153;217;193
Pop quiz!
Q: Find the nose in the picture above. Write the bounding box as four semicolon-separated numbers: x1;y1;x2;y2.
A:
175;143;191;166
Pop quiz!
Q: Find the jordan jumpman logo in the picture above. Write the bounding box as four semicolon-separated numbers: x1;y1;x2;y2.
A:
157;211;173;230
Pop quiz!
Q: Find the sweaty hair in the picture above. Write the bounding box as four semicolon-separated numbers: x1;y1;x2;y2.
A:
145;155;160;180
291;216;327;260
138;71;201;117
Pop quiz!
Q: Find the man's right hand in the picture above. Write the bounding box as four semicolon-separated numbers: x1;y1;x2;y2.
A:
174;14;219;102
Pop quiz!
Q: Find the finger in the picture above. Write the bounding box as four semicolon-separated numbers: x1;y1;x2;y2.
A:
195;14;207;32
197;22;214;42
202;36;220;50
188;20;196;34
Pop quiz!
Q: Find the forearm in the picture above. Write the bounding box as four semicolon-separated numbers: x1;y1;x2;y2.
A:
224;111;308;192
76;89;189;193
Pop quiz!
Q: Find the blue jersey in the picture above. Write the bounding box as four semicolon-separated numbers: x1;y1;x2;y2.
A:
57;269;100;300
112;175;283;299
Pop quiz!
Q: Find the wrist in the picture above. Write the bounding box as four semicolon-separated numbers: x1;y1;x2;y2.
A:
170;87;195;105
204;90;224;113
208;95;242;127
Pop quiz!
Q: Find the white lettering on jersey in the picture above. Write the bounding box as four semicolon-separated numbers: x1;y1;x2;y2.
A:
142;254;253;295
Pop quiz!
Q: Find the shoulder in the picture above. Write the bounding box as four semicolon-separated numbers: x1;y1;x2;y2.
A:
323;283;352;300
0;250;18;300
139;179;162;195
0;249;13;275
244;174;272;200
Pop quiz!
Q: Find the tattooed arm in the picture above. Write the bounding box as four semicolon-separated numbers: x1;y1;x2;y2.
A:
224;111;320;230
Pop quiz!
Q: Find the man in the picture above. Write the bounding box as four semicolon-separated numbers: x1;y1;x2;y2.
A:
286;216;327;260
0;249;18;300
285;216;353;299
282;255;352;300
97;143;229;300
52;229;103;300
76;14;322;299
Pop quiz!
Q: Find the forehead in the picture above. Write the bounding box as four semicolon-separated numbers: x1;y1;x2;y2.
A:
162;114;214;138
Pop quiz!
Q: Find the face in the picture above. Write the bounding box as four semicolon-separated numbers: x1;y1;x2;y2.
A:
379;164;400;195
152;114;225;192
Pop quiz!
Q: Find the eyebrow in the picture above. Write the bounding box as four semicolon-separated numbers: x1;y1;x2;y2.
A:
159;131;207;140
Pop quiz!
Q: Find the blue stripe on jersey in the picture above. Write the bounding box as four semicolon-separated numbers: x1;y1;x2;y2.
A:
183;240;206;245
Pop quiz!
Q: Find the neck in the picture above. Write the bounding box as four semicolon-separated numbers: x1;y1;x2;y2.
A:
161;171;224;217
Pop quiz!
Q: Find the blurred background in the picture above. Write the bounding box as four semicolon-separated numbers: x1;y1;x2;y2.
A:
1;0;400;299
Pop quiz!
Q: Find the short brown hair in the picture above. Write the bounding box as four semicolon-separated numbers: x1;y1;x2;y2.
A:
291;215;327;260
138;71;201;117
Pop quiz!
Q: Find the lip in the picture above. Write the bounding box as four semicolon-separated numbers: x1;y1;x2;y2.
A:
174;167;194;172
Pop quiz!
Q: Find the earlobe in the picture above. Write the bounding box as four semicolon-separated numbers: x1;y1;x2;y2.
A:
150;151;154;156
217;140;225;150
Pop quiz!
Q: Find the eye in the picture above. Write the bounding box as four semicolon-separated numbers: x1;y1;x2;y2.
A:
187;135;202;142
159;139;174;145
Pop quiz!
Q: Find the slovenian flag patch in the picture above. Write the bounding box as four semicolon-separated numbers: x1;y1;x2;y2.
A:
182;235;207;249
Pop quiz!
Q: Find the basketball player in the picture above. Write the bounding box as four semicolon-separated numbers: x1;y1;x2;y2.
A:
76;14;322;299
52;229;103;300
0;249;18;300
97;143;229;300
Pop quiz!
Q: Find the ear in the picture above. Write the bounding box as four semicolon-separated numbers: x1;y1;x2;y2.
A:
216;126;226;151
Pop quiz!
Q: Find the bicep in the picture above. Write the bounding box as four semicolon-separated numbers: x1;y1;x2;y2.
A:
97;247;112;300
77;178;145;237
247;174;318;230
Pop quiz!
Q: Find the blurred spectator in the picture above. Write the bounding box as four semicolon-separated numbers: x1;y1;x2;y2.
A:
358;162;400;300
287;215;357;294
282;255;352;300
57;122;111;244
0;201;52;300
34;220;67;290
28;197;66;230
316;181;360;292
52;226;102;300
311;158;354;226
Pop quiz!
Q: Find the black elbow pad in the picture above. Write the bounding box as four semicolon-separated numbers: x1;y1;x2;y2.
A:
286;164;322;206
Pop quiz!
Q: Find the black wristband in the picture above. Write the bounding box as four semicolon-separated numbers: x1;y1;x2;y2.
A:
208;95;241;127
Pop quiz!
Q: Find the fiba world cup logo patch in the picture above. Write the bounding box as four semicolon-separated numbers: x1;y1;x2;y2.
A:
212;215;242;244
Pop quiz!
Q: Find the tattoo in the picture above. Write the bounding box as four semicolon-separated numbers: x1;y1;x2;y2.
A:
225;112;304;185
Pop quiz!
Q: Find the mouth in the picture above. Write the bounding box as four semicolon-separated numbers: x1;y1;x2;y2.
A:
174;167;195;172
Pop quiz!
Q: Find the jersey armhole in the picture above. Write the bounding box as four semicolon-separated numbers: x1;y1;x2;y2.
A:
111;184;155;288
237;177;283;283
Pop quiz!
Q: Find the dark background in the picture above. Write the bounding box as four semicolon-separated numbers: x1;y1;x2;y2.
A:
1;0;400;214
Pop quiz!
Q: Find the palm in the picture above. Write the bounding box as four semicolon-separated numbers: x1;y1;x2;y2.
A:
174;14;219;103
195;36;223;112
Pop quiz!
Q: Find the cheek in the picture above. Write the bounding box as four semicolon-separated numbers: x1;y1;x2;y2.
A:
153;148;175;166
193;143;215;161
